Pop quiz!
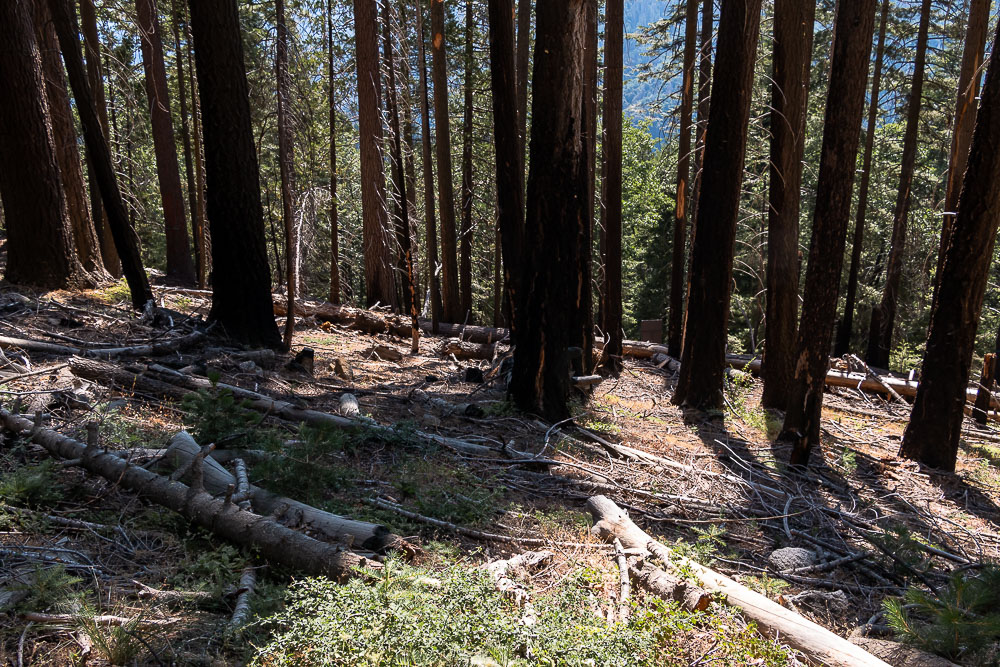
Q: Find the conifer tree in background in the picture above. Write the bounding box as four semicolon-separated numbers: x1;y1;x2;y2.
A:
761;0;815;410
417;2;443;330
900;15;1000;472
672;0;762;410
782;0;877;466
866;0;932;369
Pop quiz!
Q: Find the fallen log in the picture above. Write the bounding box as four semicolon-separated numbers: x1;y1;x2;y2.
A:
585;495;890;667
437;338;498;361
0;409;373;581
0;330;206;359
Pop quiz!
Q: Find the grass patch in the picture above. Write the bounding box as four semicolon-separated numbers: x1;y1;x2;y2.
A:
395;459;502;526
94;278;131;304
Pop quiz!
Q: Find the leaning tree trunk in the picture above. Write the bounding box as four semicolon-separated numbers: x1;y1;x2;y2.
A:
188;0;281;347
899;17;1000;472
672;0;762;410
835;0;889;357
782;0;877;466
276;0;297;349
866;0;932;369
137;0;196;284
601;0;624;375
509;0;588;420
459;0;475;321
33;0;106;278
0;0;90;291
417;4;443;330
667;0;699;359
488;0;525;343
327;0;341;304
48;0;153;309
431;0;462;322
760;0;815;409
935;0;990;293
353;0;397;308
80;0;121;278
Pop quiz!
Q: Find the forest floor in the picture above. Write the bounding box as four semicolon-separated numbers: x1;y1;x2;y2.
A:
1;282;998;665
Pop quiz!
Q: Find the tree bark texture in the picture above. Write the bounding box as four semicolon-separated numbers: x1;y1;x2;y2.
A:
866;0;932;369
760;0;815;409
601;0;624;374
515;0;531;170
577;0;597;373
782;0;877;466
188;0;280;347
835;0;889;357
900;19;1000;472
672;0;762;410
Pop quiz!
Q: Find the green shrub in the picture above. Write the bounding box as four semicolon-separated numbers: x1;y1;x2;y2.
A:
182;380;280;450
0;460;64;507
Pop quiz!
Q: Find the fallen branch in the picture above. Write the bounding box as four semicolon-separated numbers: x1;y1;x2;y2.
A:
228;565;258;631
23;612;178;627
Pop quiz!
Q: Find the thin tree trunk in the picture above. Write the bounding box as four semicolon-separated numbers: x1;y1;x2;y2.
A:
49;0;153;309
398;0;420;301
417;3;443;330
353;0;397;307
33;0;106;278
689;0;713;228
328;0;341;304
188;0;281;347
782;0;877;466
866;0;932;369
672;0;762;410
276;0;297;349
80;0;121;277
577;0;597;373
760;0;815;409
667;0;699;359
936;0;990;292
0;0;90;290
835;0;888;357
431;0;461;322
509;0;588;420
459;0;475;321
171;0;203;286
900;17;1000;472
601;0;624;374
137;0;195;284
185;16;209;287
488;0;524;342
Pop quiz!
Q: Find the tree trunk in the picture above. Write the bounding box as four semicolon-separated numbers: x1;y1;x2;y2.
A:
760;0;815;409
417;3;443;330
33;0;106;279
667;0;699;359
459;0;475;321
835;0;889;357
672;0;762;410
48;0;153;309
900;22;1000;472
488;0;525;343
276;0;297;349
185;16;210;288
353;0;397;308
689;0;713;227
509;0;588;420
577;0;597;373
936;0;990;293
187;0;280;347
80;0;121;278
866;0;932;369
0;0;90;290
137;0;196;284
973;353;997;426
515;0;531;171
600;0;624;375
328;0;341;304
431;0;461;322
782;0;877;466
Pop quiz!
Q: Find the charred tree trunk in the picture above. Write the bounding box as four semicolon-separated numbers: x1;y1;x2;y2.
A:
835;0;888;357
936;0;990;292
459;0;475;321
49;0;153;309
782;0;877;466
488;0;525;342
672;0;762;410
137;0;196;284
33;0;106;278
760;0;815;409
417;4;443;330
601;0;624;374
900;21;1000;472
188;0;280;347
353;0;397;308
431;0;461;322
510;0;588;420
866;0;932;369
276;0;297;349
0;0;90;290
667;0;699;359
328;0;341;304
80;0;121;278
689;0;713;227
